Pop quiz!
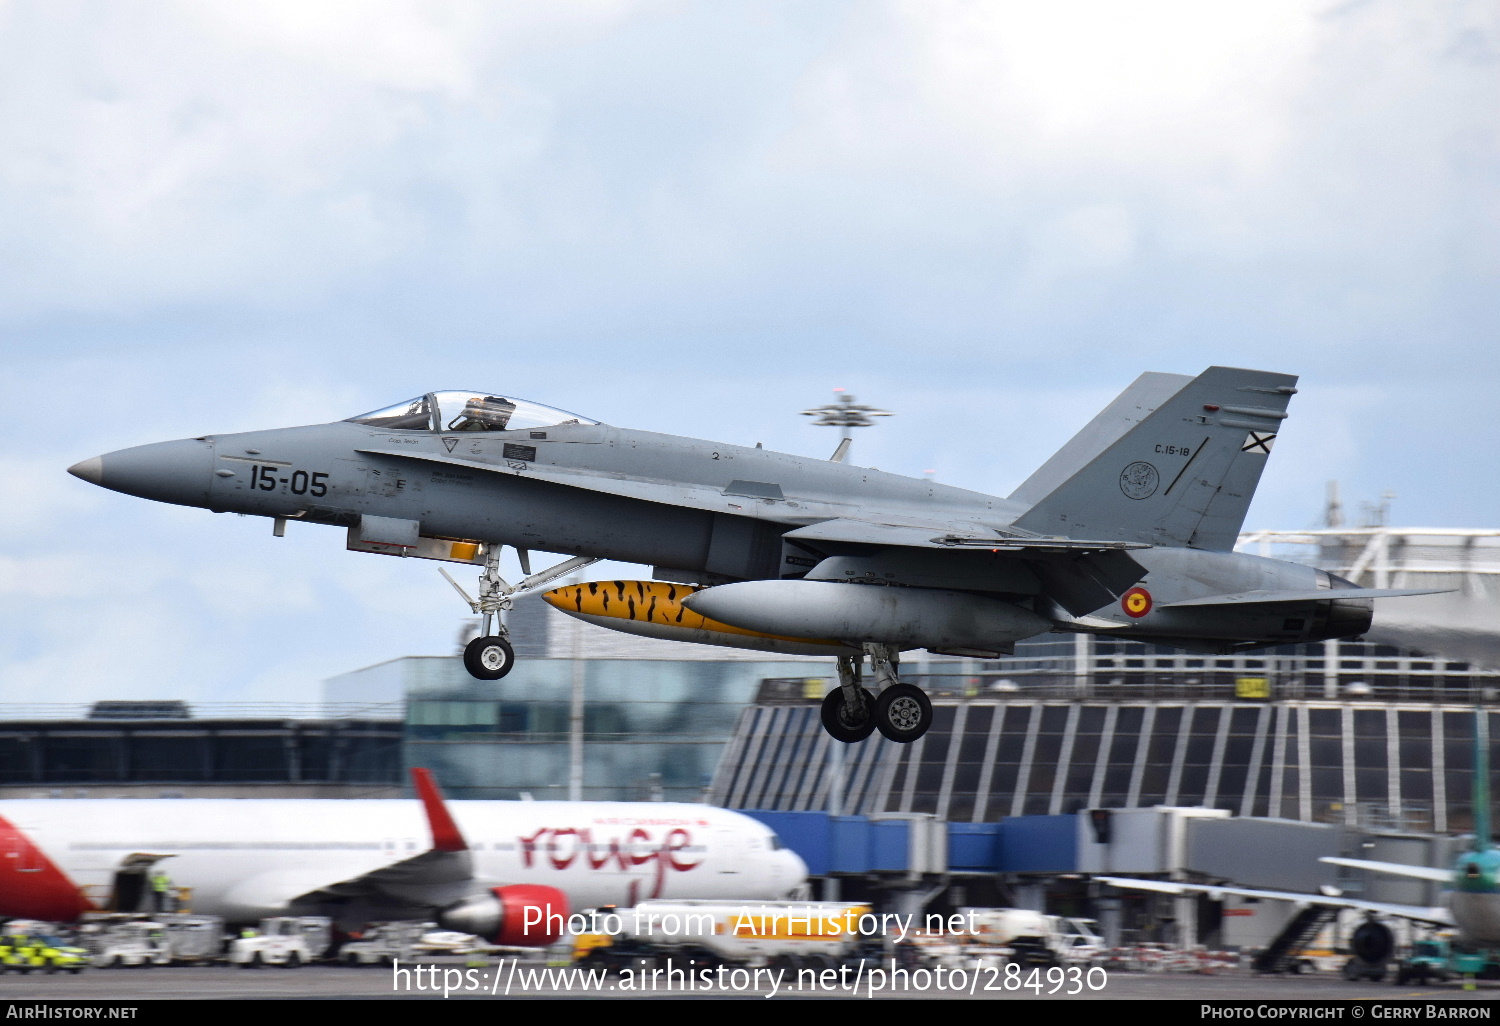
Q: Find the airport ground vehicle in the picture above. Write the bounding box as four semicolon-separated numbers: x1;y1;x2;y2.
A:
0;928;87;973
76;913;226;967
1052;916;1106;965
911;909;1101;970
1392;938;1500;985
1395;939;1459;985
340;921;430;966
229;916;332;968
572;900;874;971
960;908;1066;967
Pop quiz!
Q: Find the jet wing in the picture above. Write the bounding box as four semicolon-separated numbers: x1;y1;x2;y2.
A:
1096;876;1454;927
358;447;1054;541
359;447;1148;612
355;447;804;522
784;520;1150;616
783;518;1150;552
1162;588;1451;608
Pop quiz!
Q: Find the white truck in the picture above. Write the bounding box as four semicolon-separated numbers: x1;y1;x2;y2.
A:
339;921;431;966
959;907;1063;966
574;900;875;971
229;917;332;968
77;913;225;967
1051;916;1106;965
946;909;1104;968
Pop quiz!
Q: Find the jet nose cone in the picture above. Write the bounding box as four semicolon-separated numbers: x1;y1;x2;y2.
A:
71;438;215;508
67;457;104;485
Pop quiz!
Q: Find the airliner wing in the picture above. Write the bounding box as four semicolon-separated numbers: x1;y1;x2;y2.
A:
292;848;475;907
1320;857;1455;883
1096;876;1454;927
294;768;478;909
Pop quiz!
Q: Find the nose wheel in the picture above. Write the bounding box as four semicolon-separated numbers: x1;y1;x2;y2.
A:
818;646;932;744
463;635;515;680
439;547;600;682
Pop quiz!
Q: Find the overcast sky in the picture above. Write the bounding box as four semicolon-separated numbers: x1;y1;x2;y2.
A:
2;1;1496;707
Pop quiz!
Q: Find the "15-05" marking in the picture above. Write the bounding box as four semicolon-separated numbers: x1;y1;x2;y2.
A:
250;464;329;496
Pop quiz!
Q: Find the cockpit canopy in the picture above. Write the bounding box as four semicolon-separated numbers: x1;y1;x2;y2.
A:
346;391;599;433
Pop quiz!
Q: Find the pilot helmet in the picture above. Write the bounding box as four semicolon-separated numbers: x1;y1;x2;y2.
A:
455;395;517;431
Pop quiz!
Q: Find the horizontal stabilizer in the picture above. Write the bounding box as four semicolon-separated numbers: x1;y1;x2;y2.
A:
1320;857;1454;883
1163;588;1451;608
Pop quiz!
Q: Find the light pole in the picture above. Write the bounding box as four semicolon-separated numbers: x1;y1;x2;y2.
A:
800;390;894;870
800;389;893;463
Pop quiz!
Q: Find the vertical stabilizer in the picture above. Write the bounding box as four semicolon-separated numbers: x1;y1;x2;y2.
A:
1012;366;1297;551
1009;371;1193;506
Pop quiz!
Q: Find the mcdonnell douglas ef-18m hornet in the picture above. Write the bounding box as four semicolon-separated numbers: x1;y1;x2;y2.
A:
69;368;1440;745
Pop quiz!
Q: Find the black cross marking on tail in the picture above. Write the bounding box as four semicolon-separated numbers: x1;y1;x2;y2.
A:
1242;432;1276;454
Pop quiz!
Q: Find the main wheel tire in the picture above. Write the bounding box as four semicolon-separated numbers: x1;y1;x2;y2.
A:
286;951;301;968
875;683;933;743
821;686;876;743
464;635;515;680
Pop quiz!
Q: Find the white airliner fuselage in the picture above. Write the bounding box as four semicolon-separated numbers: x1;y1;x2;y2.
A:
0;797;807;930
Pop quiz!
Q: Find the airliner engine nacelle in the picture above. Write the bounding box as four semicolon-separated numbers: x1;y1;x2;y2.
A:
439;884;570;947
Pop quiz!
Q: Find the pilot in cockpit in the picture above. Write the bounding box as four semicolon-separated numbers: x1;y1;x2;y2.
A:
448;395;518;432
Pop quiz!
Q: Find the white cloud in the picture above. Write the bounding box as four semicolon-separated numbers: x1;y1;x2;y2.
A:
0;1;1495;708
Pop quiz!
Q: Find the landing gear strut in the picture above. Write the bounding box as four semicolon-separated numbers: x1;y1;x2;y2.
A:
819;644;933;744
440;547;600;681
821;654;875;743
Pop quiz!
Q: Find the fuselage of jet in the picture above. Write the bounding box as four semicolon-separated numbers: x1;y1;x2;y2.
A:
70;405;1389;652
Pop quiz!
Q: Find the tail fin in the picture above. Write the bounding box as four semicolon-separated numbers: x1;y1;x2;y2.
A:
1009;371;1193;506
1011;366;1297;551
1477;709;1492;853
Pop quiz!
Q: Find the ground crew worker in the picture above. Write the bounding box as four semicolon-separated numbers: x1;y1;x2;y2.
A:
151;870;172;912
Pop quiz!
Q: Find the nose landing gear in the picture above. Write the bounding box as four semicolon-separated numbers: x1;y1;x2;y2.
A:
463;634;515;680
440;547;600;681
819;644;933;744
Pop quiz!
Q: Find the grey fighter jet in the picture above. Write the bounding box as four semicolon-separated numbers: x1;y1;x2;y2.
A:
67;369;1438;745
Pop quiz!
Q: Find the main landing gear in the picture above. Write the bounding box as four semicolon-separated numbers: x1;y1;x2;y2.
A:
819;644;933;744
440;546;599;681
